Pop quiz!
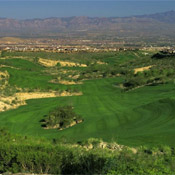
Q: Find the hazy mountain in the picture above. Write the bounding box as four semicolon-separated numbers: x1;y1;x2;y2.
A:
137;10;175;24
0;11;175;44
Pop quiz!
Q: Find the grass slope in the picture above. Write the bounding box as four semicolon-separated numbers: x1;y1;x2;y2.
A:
1;77;175;147
0;58;68;91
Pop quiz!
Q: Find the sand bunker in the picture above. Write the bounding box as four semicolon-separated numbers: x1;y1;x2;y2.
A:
134;66;152;74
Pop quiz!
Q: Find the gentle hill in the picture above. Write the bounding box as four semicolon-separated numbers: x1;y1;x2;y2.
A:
0;37;26;43
1;50;175;147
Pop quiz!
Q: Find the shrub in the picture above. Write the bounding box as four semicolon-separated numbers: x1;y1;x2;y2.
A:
41;105;83;130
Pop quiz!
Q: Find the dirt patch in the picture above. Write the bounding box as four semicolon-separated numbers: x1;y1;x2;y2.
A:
38;58;87;67
15;91;82;101
0;91;82;113
0;64;19;70
97;61;107;65
59;120;83;130
58;80;82;85
0;71;9;79
44;119;83;130
58;61;87;67
38;58;59;67
68;74;80;79
0;96;26;112
0;70;10;90
0;56;30;60
134;65;152;74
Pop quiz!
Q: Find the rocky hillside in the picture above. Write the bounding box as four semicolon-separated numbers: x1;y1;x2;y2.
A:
0;11;175;43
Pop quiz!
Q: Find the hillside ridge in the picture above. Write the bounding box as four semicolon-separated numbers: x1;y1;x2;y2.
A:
0;10;175;42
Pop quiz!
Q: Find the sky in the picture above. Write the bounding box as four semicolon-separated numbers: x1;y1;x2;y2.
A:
0;1;175;19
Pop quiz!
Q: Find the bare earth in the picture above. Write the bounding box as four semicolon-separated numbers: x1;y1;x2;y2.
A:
38;58;87;67
0;65;19;70
0;91;82;112
134;65;152;74
58;80;82;85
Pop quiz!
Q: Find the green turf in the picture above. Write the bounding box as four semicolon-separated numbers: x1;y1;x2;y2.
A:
0;58;43;71
1;77;175;147
2;50;148;65
6;68;63;90
0;59;68;91
0;50;174;147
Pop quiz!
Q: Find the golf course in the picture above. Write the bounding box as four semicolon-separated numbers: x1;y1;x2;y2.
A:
1;50;175;147
1;50;175;174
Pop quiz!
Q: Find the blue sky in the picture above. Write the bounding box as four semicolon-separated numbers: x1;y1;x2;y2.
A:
0;1;175;19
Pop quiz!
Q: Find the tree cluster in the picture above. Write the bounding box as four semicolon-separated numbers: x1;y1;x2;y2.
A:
41;106;83;130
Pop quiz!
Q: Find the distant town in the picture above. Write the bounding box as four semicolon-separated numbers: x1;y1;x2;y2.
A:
1;43;175;53
0;38;174;54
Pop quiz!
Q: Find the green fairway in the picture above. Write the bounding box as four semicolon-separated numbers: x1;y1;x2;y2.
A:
1;77;175;147
1;50;175;148
0;58;68;91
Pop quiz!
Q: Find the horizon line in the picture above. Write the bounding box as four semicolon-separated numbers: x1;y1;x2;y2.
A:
0;10;174;20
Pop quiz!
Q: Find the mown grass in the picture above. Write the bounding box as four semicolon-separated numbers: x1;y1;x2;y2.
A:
1;77;175;147
0;58;69;91
0;58;42;71
2;50;147;65
7;68;64;90
1;50;174;147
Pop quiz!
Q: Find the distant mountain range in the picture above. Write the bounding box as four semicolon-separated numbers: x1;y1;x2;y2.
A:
0;11;175;45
